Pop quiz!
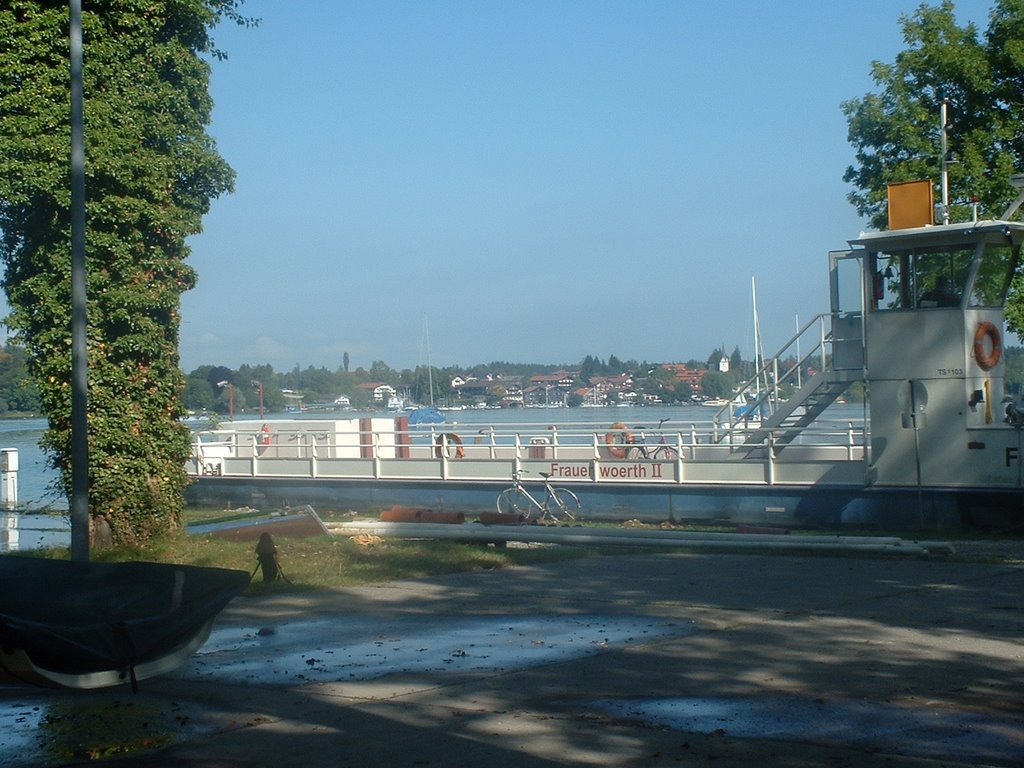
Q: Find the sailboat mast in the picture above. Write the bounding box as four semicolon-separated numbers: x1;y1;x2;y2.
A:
424;315;434;407
751;277;760;394
752;277;768;398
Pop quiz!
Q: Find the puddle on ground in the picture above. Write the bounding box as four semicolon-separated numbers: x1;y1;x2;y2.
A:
588;695;1024;765
0;695;217;768
0;614;684;766
180;614;687;685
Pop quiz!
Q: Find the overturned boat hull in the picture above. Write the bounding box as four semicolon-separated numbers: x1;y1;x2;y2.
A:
0;557;249;689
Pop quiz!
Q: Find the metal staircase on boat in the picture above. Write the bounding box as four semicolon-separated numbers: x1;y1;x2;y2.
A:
739;368;858;446
711;313;864;447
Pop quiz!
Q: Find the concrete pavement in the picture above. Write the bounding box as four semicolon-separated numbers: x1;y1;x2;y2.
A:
2;547;1023;766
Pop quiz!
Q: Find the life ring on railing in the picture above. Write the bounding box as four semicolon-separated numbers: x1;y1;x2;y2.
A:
434;432;465;459
260;423;271;444
974;321;1002;371
604;422;634;458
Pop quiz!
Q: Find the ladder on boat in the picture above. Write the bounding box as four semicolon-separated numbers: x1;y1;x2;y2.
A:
711;313;863;447
738;369;858;446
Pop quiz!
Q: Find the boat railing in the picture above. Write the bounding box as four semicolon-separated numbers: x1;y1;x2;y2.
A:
188;416;867;485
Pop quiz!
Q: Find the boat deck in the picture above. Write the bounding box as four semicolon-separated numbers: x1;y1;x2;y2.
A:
188;418;869;489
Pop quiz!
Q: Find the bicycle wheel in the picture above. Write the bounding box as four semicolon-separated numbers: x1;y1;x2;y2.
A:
497;487;532;516
655;445;679;461
550;487;581;521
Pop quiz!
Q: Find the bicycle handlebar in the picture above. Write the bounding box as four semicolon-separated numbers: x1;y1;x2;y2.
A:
631;418;672;431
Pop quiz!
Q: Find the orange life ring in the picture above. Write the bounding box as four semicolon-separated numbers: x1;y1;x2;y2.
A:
434;432;464;459
604;422;634;459
260;423;271;445
973;321;1002;371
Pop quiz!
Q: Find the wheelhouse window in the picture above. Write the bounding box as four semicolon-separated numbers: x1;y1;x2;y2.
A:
872;246;975;310
969;243;1019;307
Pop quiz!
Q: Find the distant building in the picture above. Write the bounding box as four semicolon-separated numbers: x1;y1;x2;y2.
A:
356;382;396;403
660;363;708;390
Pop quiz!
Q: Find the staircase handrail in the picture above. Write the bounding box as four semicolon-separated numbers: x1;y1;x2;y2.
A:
713;313;832;432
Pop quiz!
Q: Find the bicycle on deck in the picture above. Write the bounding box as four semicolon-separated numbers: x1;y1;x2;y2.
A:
496;469;581;522
627;418;680;461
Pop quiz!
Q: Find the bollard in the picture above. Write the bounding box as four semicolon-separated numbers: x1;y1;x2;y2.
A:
254;532;285;582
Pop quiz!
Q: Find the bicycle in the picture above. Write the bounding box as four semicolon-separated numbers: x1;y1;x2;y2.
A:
496;469;581;522
627;418;680;461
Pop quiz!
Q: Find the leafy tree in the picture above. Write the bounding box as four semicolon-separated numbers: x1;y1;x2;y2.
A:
0;342;40;413
729;346;744;373
579;355;601;382
670;379;694;403
0;1;251;544
369;359;397;385
700;370;732;399
842;0;1024;332
183;367;218;413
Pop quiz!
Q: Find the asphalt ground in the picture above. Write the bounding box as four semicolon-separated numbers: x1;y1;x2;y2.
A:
2;543;1023;767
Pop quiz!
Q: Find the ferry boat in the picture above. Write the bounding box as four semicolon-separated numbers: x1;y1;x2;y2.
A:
186;178;1024;531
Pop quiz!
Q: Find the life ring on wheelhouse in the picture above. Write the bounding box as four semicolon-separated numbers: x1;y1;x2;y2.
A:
973;321;1002;371
604;422;634;459
434;432;465;459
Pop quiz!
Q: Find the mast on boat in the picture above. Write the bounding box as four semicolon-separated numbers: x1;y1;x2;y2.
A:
422;315;435;407
751;277;768;400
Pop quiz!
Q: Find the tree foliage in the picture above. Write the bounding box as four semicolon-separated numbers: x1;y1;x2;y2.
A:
842;0;1024;331
0;342;40;414
0;1;251;545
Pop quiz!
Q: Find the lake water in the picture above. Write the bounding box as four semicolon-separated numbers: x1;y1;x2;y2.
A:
0;418;67;553
0;418;59;509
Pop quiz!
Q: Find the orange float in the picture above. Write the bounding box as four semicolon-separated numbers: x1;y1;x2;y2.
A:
434;433;465;459
973;321;1002;371
603;422;634;459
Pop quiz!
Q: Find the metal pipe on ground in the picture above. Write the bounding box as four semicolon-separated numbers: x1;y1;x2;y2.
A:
329;522;953;556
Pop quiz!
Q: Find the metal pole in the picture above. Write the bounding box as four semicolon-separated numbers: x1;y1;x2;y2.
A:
69;0;90;561
909;380;925;528
940;98;950;225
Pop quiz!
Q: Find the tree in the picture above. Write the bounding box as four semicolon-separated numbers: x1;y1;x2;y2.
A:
0;342;40;414
0;1;251;545
842;1;1024;331
700;371;732;399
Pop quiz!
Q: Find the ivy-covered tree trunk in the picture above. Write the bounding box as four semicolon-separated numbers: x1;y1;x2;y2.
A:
0;1;247;545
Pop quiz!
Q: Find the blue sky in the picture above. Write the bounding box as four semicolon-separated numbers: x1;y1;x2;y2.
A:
175;0;996;373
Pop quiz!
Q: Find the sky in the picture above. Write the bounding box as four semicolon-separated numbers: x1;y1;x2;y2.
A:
171;0;997;374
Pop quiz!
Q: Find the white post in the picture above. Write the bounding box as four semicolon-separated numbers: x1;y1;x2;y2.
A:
0;448;18;507
0;512;17;551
